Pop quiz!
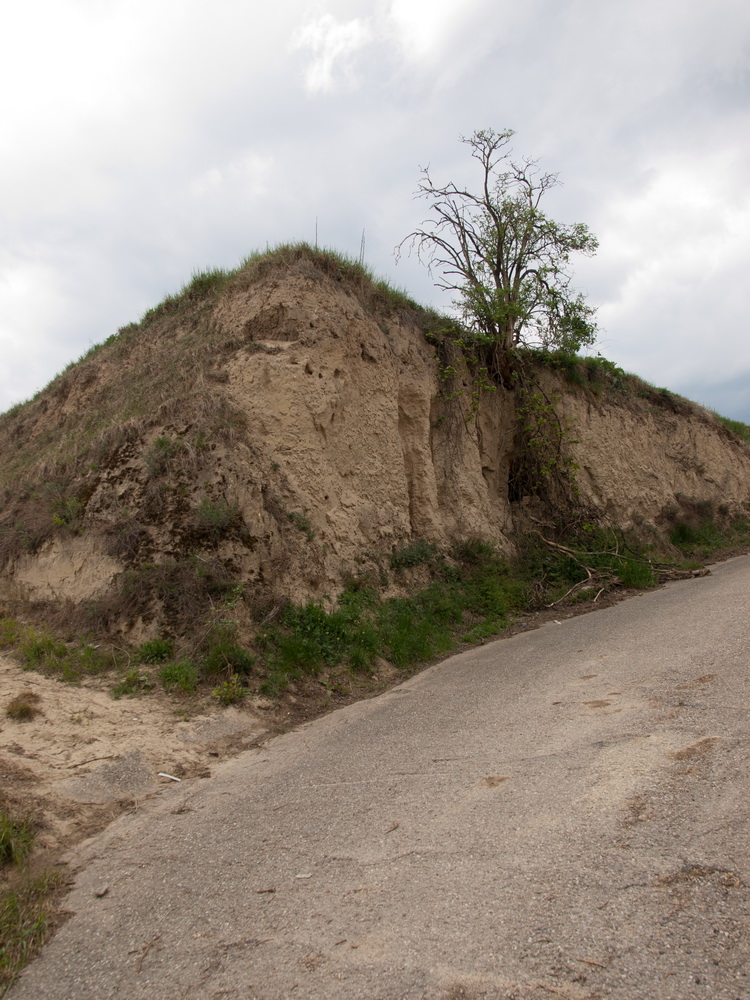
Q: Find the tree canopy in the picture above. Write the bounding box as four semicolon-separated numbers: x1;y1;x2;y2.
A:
401;128;599;369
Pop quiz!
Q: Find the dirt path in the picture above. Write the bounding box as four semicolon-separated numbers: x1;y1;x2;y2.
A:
8;555;750;1000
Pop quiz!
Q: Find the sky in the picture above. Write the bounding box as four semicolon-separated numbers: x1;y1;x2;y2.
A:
1;0;749;420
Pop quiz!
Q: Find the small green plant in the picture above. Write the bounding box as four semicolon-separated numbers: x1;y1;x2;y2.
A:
211;675;246;705
159;660;199;694
390;538;437;570
0;812;34;869
112;669;154;699
136;637;174;663
5;691;41;722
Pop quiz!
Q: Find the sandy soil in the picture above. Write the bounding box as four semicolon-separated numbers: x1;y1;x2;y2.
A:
0;656;273;872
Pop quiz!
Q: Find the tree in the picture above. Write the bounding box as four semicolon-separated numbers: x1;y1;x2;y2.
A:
400;128;599;373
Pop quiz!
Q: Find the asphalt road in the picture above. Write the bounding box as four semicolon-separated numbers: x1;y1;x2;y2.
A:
10;556;750;1000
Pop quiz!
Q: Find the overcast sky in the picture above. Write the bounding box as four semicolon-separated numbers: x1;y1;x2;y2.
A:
2;0;749;421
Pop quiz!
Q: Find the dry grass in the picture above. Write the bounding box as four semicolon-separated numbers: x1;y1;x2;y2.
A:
5;692;42;722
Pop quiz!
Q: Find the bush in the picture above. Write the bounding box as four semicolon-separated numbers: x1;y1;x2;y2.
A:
669;521;723;552
201;637;256;679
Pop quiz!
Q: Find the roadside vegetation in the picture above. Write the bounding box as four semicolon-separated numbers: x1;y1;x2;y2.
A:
0;806;61;995
2;501;748;710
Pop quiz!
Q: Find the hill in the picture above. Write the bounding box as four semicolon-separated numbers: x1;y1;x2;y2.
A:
1;243;749;674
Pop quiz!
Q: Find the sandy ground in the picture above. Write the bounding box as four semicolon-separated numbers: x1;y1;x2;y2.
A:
0;656;272;866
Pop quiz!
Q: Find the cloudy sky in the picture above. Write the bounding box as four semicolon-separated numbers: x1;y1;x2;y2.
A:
2;0;749;420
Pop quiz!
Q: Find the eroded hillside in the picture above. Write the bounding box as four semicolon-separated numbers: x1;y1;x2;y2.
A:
1;244;749;638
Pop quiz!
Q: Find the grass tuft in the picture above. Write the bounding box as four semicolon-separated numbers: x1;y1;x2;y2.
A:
5;692;41;722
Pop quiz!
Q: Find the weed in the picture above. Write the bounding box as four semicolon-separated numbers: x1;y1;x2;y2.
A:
211;675;246;705
390;538;437;571
159;660;198;694
112;669;154;699
5;692;41;722
137;637;174;663
0;813;34;869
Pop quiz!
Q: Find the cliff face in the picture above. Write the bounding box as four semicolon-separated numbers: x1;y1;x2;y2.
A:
2;254;749;619
558;386;750;527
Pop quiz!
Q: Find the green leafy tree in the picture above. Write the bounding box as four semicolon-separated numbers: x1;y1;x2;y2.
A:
401;128;599;372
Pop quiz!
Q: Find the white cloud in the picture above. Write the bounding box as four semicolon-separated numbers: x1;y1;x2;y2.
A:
293;13;372;92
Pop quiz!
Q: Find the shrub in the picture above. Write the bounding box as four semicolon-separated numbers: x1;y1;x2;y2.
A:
51;497;84;530
669;521;723;552
201;637;256;678
144;436;179;477
617;558;657;589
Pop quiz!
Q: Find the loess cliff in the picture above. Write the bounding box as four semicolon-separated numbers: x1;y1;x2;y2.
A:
0;247;748;631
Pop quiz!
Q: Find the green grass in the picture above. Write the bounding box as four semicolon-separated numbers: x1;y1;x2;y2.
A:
111;669;154;699
17;630;114;683
0;813;34;870
136;637;174;663
257;542;530;693
0;870;61;995
158;660;199;694
715;414;750;445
